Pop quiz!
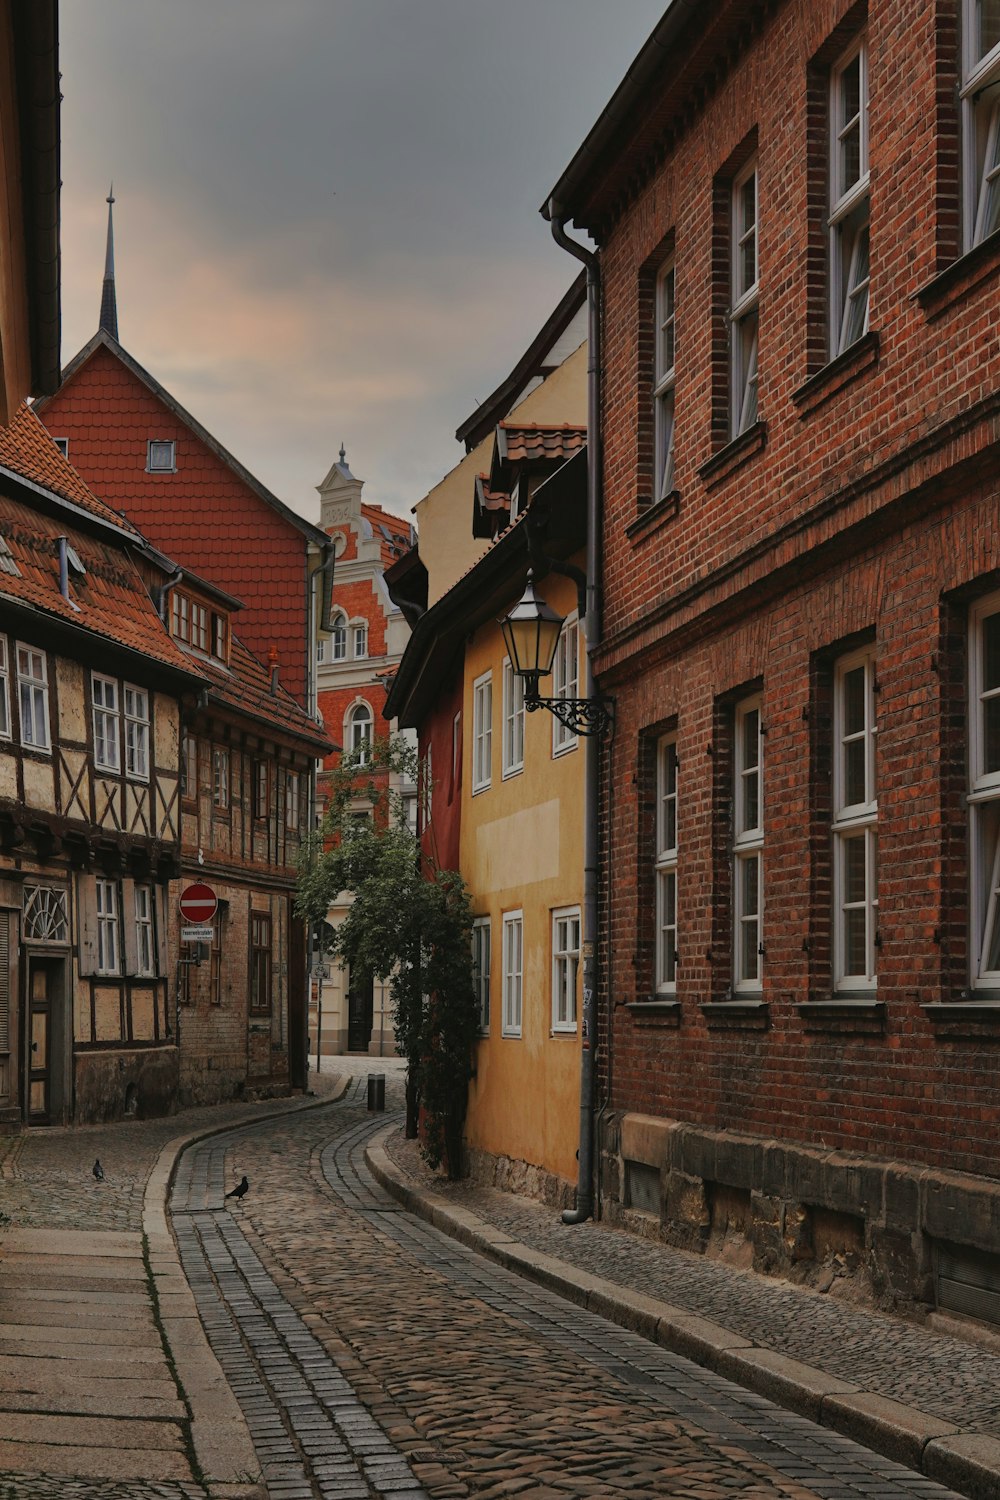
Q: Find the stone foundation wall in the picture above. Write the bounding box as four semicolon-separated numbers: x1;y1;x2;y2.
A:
75;1047;179;1124
464;1145;576;1213
600;1111;1000;1315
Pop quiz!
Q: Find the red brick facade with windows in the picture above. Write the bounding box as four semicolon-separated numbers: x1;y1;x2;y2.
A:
550;0;1000;1309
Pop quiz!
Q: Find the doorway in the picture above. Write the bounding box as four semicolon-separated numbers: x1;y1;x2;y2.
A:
24;956;67;1125
346;969;373;1053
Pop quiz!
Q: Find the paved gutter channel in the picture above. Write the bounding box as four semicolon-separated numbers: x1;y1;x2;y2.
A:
164;1075;971;1500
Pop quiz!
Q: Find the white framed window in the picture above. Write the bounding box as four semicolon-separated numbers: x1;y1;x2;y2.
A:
830;36;870;356
348;702;373;764
731;157;759;437
171;592;189;643
969;592;1000;985
552;616;579;756
472;670;492;792
653;258;676;500
92;674;120;772
316;636;326;663
552;906;580;1031
502;910;523;1037
501;658;525;777
212;747;230;809
211;613;228;662
23;885;69;942
962;0;1000;247
472;917;491;1033
655;736;679;994
52;437;69;457
147;439;175;472
190;602;208;653
832;646;878;990
134;885;156;976
17;644;50;751
182;733;198;799
0;635;9;739
353;623;368;659
331;614;347;661
124;685;150;780
285;772;301;830
452;711;462;795
420;744;432;827
733;697;763;993
96;878;119;974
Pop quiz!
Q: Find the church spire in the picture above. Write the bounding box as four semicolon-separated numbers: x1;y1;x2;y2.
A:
99;185;118;339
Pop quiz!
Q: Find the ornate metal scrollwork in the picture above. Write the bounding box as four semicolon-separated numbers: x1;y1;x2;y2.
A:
524;694;614;738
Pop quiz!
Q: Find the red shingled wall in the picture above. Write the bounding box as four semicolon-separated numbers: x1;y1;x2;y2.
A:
40;344;309;701
596;0;1000;1181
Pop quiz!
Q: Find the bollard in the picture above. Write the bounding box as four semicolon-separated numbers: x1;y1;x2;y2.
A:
367;1073;385;1111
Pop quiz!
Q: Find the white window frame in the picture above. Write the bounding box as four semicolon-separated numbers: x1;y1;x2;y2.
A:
134;884;156;977
92;674;121;773
655;736;679;995
501;657;525;778
316;636;326;663
96;878;120;975
653;258;676;500
348;702;373;765
472;670;492;793
331;614;348;662
352;622;368;659
17;644;50;752
285;771;301;831
832;646;878;991
472;917;491;1034
551;906;580;1032
830;36;870;357
0;635;9;740
962;0;1000;248
171;592;189;643
552;615;580;757
124;684;150;781
190;602;208;653
212;747;230;810
731;157;759;438
969;591;1000;986
502;909;523;1038
147;439;176;472
733;697;764;993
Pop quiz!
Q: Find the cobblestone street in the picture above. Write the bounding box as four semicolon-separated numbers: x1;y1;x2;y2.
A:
166;1072;962;1500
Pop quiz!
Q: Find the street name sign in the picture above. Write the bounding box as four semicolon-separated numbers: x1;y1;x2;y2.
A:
182;924;214;944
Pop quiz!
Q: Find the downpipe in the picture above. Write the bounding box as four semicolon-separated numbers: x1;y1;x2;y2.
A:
548;202;602;1225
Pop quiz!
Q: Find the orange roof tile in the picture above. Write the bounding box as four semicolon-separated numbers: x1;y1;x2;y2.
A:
180;635;332;753
0;492;200;678
361;502;414;568
496;422;587;465
1;403;140;534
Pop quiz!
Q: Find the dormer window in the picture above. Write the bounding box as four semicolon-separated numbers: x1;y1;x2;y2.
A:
147;440;176;473
53;438;69;458
211;611;229;662
171;592;189;643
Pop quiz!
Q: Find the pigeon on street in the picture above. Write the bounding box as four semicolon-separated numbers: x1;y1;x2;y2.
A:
225;1175;249;1201
93;1159;104;1181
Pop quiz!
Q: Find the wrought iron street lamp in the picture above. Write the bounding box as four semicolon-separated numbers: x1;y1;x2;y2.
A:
500;571;613;738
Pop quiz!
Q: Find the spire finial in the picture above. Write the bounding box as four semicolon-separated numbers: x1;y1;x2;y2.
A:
339;442;346;464
99;184;119;339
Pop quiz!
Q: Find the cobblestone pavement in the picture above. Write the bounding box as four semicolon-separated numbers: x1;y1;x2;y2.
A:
385;1134;1000;1441
170;1073;962;1500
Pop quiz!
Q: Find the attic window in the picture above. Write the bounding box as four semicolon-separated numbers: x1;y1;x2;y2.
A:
0;536;20;578
147;440;176;473
64;543;86;578
211;611;229;662
52;438;69;457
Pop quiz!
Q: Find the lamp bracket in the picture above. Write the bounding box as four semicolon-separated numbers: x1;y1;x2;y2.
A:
524;692;614;738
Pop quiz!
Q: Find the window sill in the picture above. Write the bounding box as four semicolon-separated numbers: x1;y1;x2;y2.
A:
626;489;680;543
698;421;767;490
921;999;1000;1034
797;995;885;1033
791;332;879;416
550;1027;579;1038
914;228;1000;322
626;999;680;1027
701;998;769;1030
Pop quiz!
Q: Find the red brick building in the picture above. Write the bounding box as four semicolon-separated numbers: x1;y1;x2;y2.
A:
547;0;1000;1315
313;448;415;1055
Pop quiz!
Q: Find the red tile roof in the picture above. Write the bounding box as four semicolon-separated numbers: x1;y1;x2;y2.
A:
361;503;414;568
0;492;200;678
496;422;587;465
182;635;332;753
0;402;140;534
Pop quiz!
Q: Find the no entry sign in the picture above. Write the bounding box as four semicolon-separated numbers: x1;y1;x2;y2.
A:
179;882;218;924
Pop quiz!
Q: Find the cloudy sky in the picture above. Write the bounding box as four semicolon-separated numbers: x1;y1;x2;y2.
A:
58;1;664;525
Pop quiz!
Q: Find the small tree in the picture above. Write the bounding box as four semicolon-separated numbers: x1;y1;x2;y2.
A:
296;735;478;1176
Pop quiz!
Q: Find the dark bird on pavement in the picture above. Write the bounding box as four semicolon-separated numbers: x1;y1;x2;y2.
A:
225;1175;249;1201
93;1159;104;1181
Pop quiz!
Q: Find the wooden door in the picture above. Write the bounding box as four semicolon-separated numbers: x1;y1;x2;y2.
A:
26;962;51;1124
347;969;373;1053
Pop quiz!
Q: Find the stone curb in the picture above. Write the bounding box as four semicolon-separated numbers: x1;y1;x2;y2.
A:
144;1077;351;1500
364;1126;1000;1500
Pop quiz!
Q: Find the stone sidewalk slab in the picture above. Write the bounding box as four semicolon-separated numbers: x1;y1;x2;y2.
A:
366;1126;1000;1500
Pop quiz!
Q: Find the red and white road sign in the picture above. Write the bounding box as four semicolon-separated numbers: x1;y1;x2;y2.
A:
179;882;218;924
